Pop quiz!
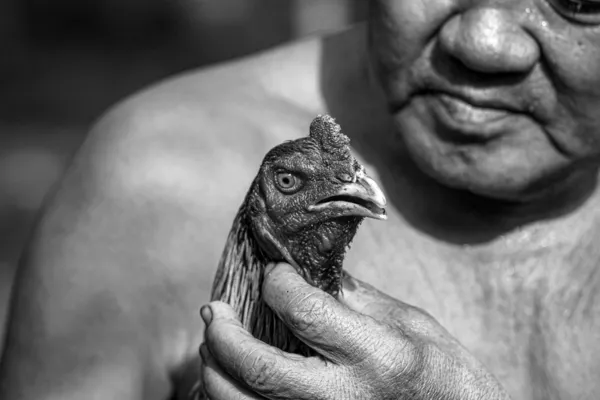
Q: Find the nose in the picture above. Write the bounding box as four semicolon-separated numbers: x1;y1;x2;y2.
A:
438;7;539;74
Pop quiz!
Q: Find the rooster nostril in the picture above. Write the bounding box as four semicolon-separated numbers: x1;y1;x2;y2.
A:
338;173;353;182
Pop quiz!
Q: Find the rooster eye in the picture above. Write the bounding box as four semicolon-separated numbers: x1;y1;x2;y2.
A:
275;171;302;192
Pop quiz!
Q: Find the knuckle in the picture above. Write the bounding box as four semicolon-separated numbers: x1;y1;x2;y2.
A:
392;340;433;391
363;328;426;382
283;292;330;334
360;345;429;399
400;339;428;377
238;348;281;394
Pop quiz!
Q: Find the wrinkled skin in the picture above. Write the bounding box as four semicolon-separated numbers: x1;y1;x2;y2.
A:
369;0;600;201
248;117;382;294
202;263;510;400
201;1;600;399
209;116;387;359
3;0;600;400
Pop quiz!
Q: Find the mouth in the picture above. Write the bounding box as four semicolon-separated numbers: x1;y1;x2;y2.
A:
437;93;513;124
307;168;387;220
420;92;529;142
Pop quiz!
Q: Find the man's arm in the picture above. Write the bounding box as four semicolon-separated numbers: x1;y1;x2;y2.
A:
0;101;223;400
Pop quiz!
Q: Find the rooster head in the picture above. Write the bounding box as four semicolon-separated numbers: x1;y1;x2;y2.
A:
243;115;386;295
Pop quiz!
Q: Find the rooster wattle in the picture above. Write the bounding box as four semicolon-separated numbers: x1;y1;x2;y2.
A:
190;114;386;399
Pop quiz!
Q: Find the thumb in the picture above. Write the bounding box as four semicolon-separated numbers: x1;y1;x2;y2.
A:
263;262;369;363
201;301;243;328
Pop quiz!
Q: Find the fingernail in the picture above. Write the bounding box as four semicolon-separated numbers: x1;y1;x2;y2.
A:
265;262;277;275
200;305;212;325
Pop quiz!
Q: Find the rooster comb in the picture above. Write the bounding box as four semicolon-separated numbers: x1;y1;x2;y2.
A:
309;115;351;160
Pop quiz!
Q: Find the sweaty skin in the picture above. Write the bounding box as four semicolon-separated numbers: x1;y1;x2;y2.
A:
2;1;600;399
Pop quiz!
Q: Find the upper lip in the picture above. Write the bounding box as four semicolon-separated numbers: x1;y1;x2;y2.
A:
308;168;387;220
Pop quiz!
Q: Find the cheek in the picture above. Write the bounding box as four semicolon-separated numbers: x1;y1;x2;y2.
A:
369;0;455;77
533;13;600;156
545;97;600;159
394;107;572;198
553;46;600;155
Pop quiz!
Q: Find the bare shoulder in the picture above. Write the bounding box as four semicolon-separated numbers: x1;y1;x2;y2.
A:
0;27;372;399
74;23;366;231
89;33;329;195
66;30;338;262
0;35;331;399
76;40;327;260
29;38;327;321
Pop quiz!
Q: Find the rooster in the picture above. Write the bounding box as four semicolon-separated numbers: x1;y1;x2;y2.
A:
189;114;386;399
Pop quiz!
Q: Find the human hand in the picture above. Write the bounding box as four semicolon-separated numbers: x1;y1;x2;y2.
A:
200;262;510;399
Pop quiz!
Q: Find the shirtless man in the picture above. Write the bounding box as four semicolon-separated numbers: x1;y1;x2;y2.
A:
2;1;600;399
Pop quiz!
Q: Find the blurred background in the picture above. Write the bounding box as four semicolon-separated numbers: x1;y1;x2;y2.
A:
0;1;367;333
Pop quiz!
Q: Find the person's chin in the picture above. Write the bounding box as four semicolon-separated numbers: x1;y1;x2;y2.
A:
433;167;541;202
405;145;540;201
392;99;570;202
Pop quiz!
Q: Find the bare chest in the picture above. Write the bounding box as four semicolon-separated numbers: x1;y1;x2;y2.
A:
198;111;600;398
343;217;600;400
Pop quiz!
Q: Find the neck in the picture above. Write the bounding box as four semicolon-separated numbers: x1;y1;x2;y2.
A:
357;116;599;243
383;151;599;243
211;205;313;355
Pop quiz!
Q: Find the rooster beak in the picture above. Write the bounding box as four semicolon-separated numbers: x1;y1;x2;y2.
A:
308;168;387;220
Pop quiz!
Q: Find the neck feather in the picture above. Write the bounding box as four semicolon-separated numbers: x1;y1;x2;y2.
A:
211;203;312;355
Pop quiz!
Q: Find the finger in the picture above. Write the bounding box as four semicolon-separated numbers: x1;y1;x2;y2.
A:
204;301;328;399
262;263;373;364
201;343;265;400
340;271;400;319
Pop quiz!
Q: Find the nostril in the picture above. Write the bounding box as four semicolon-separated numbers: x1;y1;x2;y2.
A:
337;173;354;183
431;40;531;89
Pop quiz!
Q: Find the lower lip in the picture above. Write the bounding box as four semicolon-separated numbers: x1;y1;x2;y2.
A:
425;93;517;142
